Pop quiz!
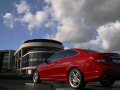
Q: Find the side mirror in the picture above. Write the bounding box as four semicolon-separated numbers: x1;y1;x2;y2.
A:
43;59;48;64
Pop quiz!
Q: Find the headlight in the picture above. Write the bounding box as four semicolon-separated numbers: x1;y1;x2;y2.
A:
28;70;31;74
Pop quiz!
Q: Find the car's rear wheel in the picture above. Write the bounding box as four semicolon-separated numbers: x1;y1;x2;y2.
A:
33;70;41;83
68;68;86;89
100;77;115;87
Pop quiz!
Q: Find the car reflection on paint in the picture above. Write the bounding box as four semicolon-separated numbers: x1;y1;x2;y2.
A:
33;48;120;89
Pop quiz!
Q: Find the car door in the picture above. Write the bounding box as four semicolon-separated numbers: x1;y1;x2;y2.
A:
56;50;79;80
39;52;63;80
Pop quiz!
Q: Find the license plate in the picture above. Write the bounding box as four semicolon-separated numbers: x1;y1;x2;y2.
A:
112;59;120;64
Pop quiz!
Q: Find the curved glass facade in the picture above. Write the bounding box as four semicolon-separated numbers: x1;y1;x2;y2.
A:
14;39;64;75
21;47;62;68
22;52;53;67
26;47;62;53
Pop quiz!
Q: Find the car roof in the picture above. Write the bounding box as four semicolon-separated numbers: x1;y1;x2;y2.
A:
58;48;98;53
56;48;88;53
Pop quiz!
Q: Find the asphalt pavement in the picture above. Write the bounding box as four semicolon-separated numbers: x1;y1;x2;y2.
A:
0;79;120;90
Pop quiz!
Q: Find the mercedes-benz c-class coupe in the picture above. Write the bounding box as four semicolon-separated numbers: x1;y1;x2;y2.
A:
33;48;120;89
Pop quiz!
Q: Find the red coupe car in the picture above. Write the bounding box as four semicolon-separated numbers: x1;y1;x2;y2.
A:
33;48;120;89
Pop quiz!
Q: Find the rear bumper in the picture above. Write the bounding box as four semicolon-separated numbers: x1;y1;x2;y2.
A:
85;68;120;82
103;69;120;79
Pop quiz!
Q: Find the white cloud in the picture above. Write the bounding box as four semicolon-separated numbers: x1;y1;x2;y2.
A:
20;11;47;31
50;0;85;21
75;21;120;51
15;1;48;32
3;0;48;34
15;0;30;14
3;0;120;52
74;37;103;51
3;13;14;29
81;0;120;26
96;21;120;51
46;0;120;52
47;0;92;43
47;18;92;43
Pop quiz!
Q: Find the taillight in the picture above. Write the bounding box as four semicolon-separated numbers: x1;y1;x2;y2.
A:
96;59;107;63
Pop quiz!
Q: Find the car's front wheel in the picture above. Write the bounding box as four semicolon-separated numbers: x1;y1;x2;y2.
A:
100;77;115;87
33;70;41;83
68;68;86;89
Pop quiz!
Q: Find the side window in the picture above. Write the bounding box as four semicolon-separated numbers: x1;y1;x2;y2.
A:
63;50;78;58
47;50;78;61
47;52;63;61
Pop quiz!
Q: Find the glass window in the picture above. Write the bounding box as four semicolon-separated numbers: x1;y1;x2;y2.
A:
29;61;43;66
3;54;9;60
67;50;78;57
4;53;9;57
3;60;8;63
27;47;62;53
48;50;78;61
2;62;8;68
60;50;78;58
22;53;54;67
85;49;98;53
48;52;64;61
22;55;29;67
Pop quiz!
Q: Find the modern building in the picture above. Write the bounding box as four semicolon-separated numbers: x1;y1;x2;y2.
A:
14;39;64;75
0;50;15;72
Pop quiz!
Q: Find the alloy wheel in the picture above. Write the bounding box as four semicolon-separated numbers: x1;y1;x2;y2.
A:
68;68;86;89
33;71;39;83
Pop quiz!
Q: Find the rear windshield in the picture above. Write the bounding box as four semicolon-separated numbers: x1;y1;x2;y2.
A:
85;49;98;53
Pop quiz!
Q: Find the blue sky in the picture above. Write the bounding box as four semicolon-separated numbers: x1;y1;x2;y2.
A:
0;0;55;50
1;0;120;52
0;0;20;50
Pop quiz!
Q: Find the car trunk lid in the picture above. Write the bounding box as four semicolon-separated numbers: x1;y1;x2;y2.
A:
89;52;120;65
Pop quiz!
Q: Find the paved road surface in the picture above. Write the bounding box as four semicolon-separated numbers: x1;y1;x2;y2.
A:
0;79;120;90
0;79;32;90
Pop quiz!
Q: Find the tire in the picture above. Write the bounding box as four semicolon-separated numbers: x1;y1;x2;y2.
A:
33;70;41;83
68;68;86;89
100;77;115;87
